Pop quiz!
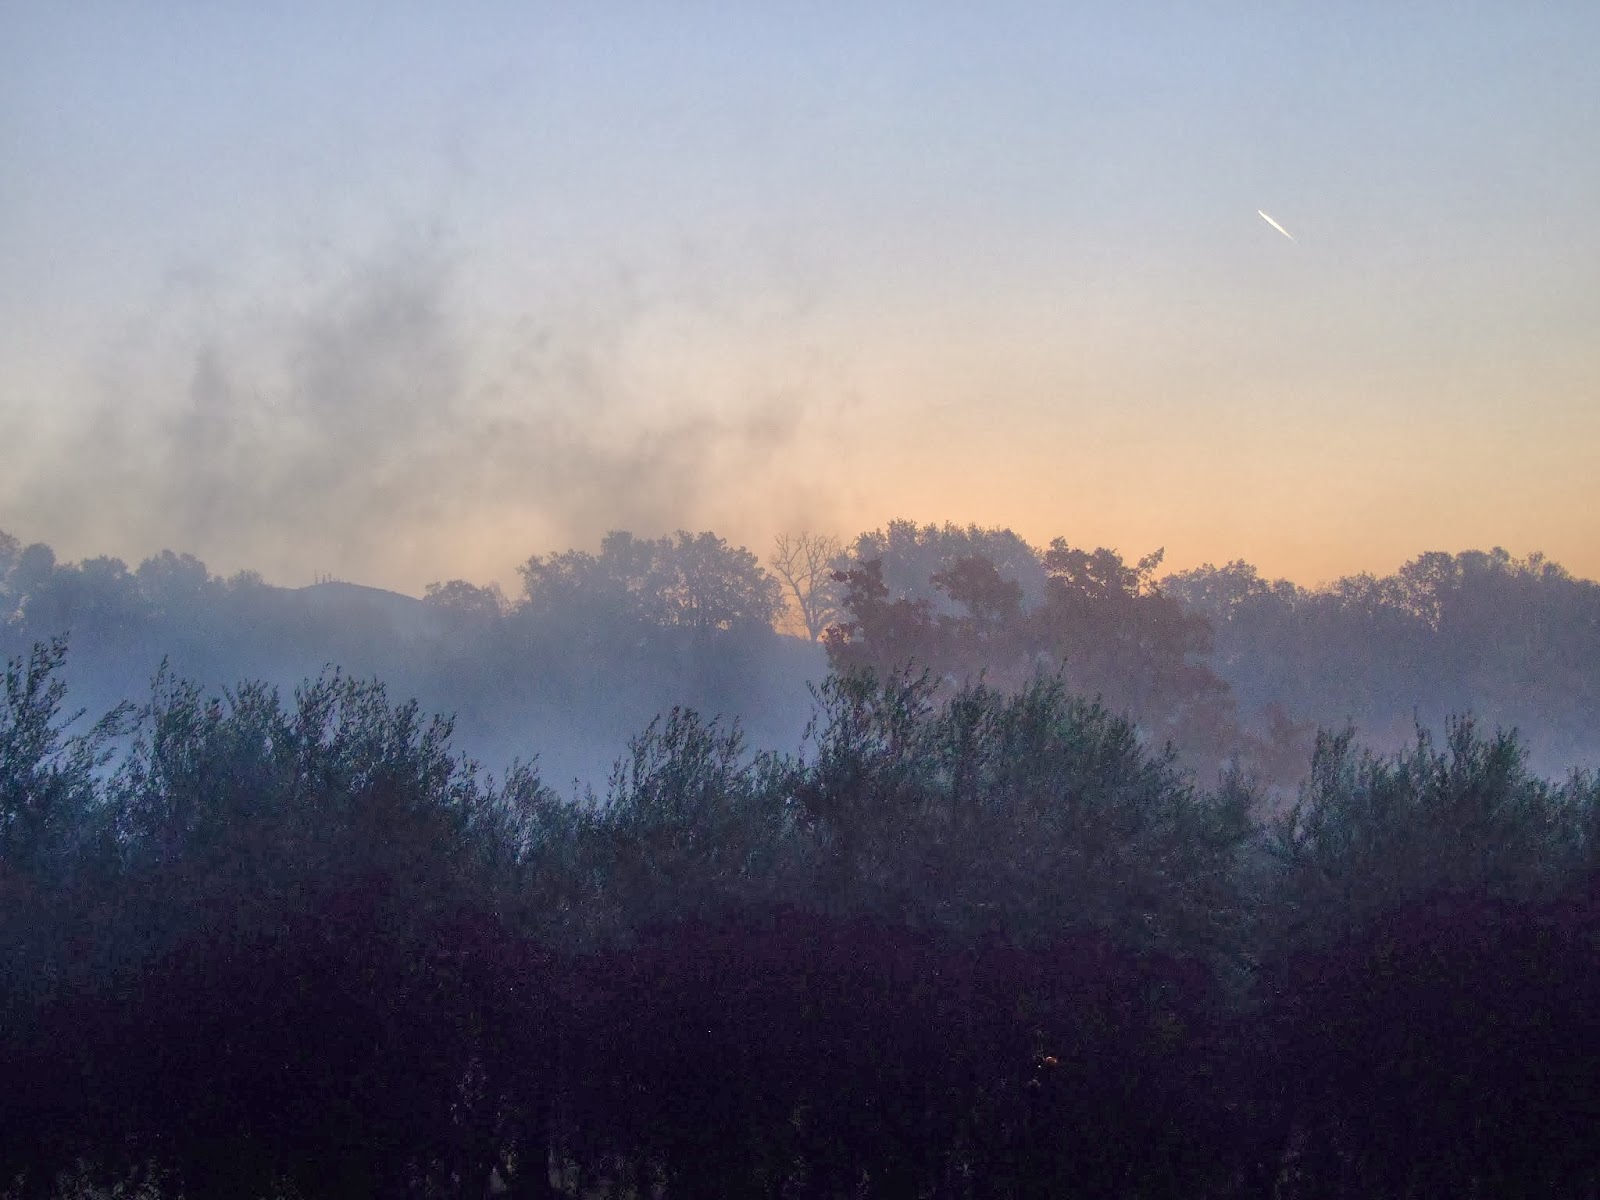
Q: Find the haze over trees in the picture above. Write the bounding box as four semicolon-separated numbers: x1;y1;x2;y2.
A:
3;522;1598;790
821;522;1600;785
825;526;1245;778
2;526;1597;1192
2;624;1597;1196
1165;548;1600;776
0;528;819;791
520;530;782;633
3;515;1600;1194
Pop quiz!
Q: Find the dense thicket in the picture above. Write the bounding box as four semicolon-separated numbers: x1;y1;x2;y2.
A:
3;639;1597;1198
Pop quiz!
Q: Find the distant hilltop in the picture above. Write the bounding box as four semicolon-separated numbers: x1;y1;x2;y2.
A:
297;579;430;637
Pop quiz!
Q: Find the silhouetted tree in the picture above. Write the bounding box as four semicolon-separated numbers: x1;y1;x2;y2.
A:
0;639;113;875
3;542;57;619
519;530;781;632
844;520;1050;614
769;531;844;641
133;551;217;619
1035;539;1244;775
423;578;507;627
827;534;1253;781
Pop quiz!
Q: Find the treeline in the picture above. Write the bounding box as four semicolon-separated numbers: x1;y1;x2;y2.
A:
4;523;1597;788
819;523;1600;783
0;531;821;789
3;641;1598;1197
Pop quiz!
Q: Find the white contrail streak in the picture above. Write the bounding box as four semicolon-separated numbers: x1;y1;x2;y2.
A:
1258;210;1296;242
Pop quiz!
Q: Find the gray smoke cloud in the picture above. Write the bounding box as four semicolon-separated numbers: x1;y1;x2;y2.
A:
8;232;833;590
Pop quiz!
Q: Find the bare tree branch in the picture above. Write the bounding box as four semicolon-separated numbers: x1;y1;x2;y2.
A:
769;532;844;641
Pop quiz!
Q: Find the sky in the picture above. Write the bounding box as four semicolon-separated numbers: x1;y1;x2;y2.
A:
3;2;1597;594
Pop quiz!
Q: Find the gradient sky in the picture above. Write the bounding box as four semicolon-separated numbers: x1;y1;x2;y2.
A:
3;2;1597;594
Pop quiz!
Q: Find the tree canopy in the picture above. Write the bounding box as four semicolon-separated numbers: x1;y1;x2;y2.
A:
519;530;782;632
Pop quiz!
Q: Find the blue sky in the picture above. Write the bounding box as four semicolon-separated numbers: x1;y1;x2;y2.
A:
3;2;1597;591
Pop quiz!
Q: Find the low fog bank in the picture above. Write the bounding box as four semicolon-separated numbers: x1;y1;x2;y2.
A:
0;530;825;790
2;520;1596;789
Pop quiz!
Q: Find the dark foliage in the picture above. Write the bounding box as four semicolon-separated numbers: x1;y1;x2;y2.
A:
824;529;1254;781
3;522;1600;1196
